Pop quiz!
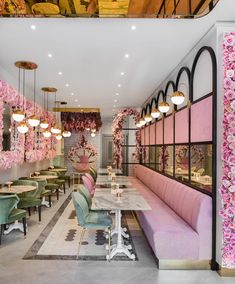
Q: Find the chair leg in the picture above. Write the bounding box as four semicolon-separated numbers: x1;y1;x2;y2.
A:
77;228;85;260
63;183;66;194
0;224;4;245
49;195;52;207
68;178;70;188
28;208;31;216
56;189;59;200
108;227;111;261
22;217;27;237
38;205;42;222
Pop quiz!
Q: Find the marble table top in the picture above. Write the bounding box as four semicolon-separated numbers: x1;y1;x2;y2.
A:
97;168;123;175
0;185;36;194
49;168;67;172
91;187;151;211
96;175;131;186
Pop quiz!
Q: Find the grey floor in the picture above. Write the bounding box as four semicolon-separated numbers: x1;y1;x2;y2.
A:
0;187;234;284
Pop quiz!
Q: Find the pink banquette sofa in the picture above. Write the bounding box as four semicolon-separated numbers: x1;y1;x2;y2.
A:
130;165;212;269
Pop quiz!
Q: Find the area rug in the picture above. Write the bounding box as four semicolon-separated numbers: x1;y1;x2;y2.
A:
23;195;139;261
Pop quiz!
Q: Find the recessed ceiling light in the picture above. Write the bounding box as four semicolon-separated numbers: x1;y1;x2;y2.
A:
117;84;121;88
30;25;36;30
115;93;119;96
120;72;125;76
65;83;69;87
124;54;129;58
114;99;117;103
75;99;78;102
71;92;74;96
113;105;116;107
48;54;52;58
58;72;62;75
131;25;136;30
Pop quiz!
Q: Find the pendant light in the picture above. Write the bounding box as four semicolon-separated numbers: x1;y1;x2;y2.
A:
28;67;40;127
91;132;96;137
136;121;141;128
17;121;29;134
51;89;61;134
139;117;146;126
55;134;62;140
60;101;71;138
159;101;170;113
144;114;152;123
151;108;160;119
171;91;185;105
12;63;24;122
43;129;51;138
40;88;49;129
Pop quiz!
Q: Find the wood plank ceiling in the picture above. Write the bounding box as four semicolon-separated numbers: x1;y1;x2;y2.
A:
2;0;219;18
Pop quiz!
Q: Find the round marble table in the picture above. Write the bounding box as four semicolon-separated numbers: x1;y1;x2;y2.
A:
31;175;58;180
49;168;67;172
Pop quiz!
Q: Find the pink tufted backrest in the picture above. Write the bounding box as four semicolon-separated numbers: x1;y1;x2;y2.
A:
135;164;212;253
82;175;95;196
85;173;95;187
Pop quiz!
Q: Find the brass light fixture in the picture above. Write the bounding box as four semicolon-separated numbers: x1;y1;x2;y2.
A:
60;101;71;138
151;108;161;118
17;121;29;134
28;64;40;127
159;101;170;113
139;117;146;126
55;134;62;140
40;88;49;129
144;114;152;123
171;91;185;105
43;129;51;138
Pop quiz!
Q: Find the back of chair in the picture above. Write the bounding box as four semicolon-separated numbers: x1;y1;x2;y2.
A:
78;184;92;208
72;192;89;227
12;180;41;198
0;195;19;224
89;167;97;180
40;170;57;176
85;173;95;187
82;175;95;196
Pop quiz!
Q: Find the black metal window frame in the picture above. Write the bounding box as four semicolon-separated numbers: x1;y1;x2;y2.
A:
139;46;217;270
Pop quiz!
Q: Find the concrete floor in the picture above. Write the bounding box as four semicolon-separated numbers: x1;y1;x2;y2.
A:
0;188;234;284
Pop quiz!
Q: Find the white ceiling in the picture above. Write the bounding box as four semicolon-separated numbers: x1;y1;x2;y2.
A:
0;0;234;118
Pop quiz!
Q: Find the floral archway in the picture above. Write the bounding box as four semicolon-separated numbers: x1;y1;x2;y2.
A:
112;108;140;169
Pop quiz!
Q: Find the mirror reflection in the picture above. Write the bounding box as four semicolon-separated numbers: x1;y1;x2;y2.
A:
2;103;11;151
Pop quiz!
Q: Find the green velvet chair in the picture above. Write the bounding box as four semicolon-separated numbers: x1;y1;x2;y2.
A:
72;192;112;259
50;167;71;188
0;195;27;245
19;178;52;207
12;180;42;222
40;170;60;200
78;184;92;208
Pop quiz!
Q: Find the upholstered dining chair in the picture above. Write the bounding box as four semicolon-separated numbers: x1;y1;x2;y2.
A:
78;184;92;208
85;173;95;187
82;175;95;196
12;180;42;222
41;170;66;194
72;192;112;260
89;167;97;181
0;195;27;245
40;170;60;200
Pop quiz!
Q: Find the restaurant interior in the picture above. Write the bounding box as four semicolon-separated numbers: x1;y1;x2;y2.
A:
0;0;235;283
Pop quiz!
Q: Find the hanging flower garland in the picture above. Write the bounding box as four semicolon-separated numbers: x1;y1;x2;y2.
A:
219;32;235;269
112;108;140;169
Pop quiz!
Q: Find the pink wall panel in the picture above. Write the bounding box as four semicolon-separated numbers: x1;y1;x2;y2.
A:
156;120;163;144
191;96;212;142
145;125;150;145
141;128;145;146
164;116;173;144
150;124;155;145
175;108;189;143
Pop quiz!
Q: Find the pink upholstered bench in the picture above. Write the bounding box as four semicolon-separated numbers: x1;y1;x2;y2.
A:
129;165;212;269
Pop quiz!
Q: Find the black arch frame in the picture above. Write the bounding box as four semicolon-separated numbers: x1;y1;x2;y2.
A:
139;46;218;271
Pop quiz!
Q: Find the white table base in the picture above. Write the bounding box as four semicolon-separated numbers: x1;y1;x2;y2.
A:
4;220;26;235
111;211;129;238
41;197;50;208
107;209;135;260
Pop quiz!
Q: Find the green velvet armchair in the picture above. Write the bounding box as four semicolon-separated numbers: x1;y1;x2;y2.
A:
40;170;60;200
0;195;27;245
72;192;112;259
12;180;42;222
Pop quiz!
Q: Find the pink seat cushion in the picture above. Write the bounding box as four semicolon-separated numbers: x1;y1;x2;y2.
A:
130;166;212;260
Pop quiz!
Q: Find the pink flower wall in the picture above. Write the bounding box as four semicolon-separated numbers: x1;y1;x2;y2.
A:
0;80;56;170
220;32;235;268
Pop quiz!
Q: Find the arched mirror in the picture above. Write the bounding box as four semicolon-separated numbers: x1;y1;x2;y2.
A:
2;103;11;151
